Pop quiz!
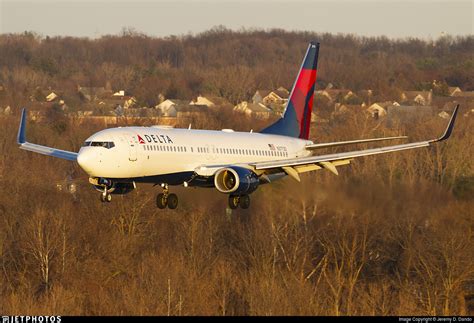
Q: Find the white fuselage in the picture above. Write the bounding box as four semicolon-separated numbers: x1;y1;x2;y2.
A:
77;126;312;180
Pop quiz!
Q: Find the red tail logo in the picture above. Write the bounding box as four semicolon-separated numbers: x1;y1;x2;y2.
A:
137;135;145;144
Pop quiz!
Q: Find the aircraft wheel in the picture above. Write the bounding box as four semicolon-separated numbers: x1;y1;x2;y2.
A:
100;193;111;203
240;195;250;209
228;195;239;209
167;193;178;209
156;193;167;209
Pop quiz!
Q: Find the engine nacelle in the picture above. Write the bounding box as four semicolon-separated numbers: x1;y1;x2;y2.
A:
214;166;259;195
94;182;135;195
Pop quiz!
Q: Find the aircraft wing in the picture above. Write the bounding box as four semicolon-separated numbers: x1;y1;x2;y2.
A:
17;108;78;161
251;105;459;181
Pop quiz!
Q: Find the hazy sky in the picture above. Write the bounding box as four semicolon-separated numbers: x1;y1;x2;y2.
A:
1;0;472;39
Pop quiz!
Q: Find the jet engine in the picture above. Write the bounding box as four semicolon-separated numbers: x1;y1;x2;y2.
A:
214;166;259;195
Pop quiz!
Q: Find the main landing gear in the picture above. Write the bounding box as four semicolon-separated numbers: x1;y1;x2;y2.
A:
228;194;250;209
156;184;178;209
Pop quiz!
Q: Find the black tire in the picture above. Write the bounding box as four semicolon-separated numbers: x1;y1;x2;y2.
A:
228;195;239;209
240;195;250;209
156;193;167;209
100;193;107;203
167;193;178;209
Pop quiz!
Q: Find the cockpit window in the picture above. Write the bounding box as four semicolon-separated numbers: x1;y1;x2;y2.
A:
84;141;115;149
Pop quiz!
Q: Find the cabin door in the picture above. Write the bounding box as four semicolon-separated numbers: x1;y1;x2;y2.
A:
126;135;138;161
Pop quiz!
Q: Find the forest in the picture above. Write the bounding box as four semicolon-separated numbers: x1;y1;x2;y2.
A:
0;28;473;315
0;27;473;109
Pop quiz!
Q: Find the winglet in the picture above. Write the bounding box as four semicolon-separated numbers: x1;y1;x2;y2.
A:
17;108;27;144
431;104;459;143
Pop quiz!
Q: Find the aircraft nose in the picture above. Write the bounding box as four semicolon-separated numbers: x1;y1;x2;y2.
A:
77;149;96;174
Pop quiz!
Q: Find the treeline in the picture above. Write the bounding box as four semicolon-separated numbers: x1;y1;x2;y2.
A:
0;27;473;108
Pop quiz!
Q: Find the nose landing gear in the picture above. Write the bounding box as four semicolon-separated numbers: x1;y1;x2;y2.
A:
156;183;179;209
100;188;112;203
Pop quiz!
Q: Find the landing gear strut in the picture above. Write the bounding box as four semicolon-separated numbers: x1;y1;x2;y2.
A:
100;188;112;203
156;184;179;209
228;194;250;209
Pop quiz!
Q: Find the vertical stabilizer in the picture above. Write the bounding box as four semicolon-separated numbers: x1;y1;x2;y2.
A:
260;42;319;139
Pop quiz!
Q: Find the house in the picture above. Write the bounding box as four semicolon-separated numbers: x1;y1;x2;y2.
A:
400;90;433;106
155;99;207;118
113;90;126;97
155;99;192;113
448;86;462;96
367;105;387;119
1;106;11;115
366;101;399;119
191;95;231;108
315;89;358;103
252;87;289;105
46;92;60;102
234;101;274;119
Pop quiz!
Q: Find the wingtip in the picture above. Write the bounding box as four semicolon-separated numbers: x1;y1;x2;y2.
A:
433;104;459;143
17;108;27;144
309;41;320;49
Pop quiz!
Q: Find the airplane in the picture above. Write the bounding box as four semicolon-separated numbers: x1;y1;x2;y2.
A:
17;42;459;210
